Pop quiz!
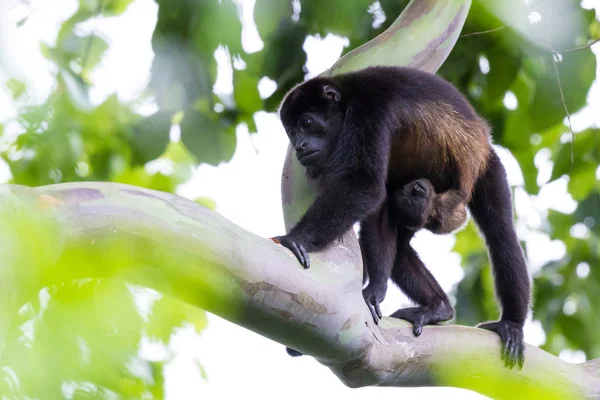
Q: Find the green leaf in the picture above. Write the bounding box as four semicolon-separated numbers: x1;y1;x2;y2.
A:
146;296;207;344
60;69;93;111
150;38;213;110
261;19;308;110
529;51;596;133
568;165;598;201
546;209;574;239
234;69;262;130
6;79;26;100
103;0;136;15
301;0;373;37
163;141;195;183
551;128;600;182
452;221;483;255
485;44;521;103
180;111;236;166
71;0;135;16
131;111;172;164
115;168;177;193
192;0;243;56
499;71;536;150
575;191;600;235
512;147;539;194
63;33;109;71
0;280;146;397
195;197;217;211
254;0;293;40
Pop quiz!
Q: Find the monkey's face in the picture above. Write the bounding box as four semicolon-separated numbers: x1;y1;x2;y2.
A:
393;179;435;215
286;111;329;167
279;80;344;169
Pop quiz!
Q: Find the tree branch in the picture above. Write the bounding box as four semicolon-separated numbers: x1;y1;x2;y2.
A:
0;183;598;399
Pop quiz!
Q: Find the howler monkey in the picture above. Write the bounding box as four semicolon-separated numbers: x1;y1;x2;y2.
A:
273;66;530;369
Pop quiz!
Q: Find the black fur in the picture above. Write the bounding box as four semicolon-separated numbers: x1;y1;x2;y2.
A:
274;66;530;368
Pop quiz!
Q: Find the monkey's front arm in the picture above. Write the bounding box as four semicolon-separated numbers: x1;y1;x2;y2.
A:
272;178;384;269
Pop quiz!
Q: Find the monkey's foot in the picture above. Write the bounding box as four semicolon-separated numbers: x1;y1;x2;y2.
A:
390;304;454;336
477;320;525;369
286;347;303;357
362;282;387;324
270;236;310;268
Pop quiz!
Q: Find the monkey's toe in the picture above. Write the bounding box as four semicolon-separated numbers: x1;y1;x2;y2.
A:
362;284;386;324
390;304;454;336
390;308;426;336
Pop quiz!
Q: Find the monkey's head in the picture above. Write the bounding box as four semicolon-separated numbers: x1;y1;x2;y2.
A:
279;79;344;170
390;179;436;230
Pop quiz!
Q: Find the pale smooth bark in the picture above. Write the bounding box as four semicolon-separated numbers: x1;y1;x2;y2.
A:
0;183;598;399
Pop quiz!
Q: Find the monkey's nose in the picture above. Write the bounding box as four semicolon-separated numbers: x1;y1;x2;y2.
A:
296;142;308;153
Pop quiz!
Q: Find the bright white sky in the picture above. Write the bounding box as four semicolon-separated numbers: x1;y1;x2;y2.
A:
0;0;599;399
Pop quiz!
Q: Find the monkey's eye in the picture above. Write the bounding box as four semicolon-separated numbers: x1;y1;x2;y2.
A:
301;118;313;128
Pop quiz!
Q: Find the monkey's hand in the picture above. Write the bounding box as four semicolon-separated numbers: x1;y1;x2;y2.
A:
362;283;386;324
270;236;310;269
477;320;525;369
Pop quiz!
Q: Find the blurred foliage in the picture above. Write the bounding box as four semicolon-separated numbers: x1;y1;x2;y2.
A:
0;280;206;399
0;0;599;396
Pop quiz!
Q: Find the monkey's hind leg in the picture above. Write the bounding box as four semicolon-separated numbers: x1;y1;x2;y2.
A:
469;149;530;369
389;235;454;336
360;201;398;324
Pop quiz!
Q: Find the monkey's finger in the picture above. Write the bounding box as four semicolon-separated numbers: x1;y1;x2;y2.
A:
502;337;512;367
289;240;309;269
509;342;519;369
374;302;382;320
367;302;379;325
506;342;515;369
297;243;310;269
413;324;423;337
477;321;498;332
518;343;525;370
282;240;310;269
289;241;304;266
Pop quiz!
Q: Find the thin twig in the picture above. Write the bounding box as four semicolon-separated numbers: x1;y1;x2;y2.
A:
542;38;600;55
80;0;105;78
13;0;48;26
80;37;96;78
460;26;505;38
559;38;600;54
547;0;574;168
551;58;575;166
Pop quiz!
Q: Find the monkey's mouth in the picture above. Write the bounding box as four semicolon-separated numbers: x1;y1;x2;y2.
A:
297;150;320;164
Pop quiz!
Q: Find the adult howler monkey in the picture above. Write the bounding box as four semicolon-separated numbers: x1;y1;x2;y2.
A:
273;66;530;368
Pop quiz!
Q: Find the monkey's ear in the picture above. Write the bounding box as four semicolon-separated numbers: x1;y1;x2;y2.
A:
323;85;341;102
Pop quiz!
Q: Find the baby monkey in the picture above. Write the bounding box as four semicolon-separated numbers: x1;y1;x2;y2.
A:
362;180;467;335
